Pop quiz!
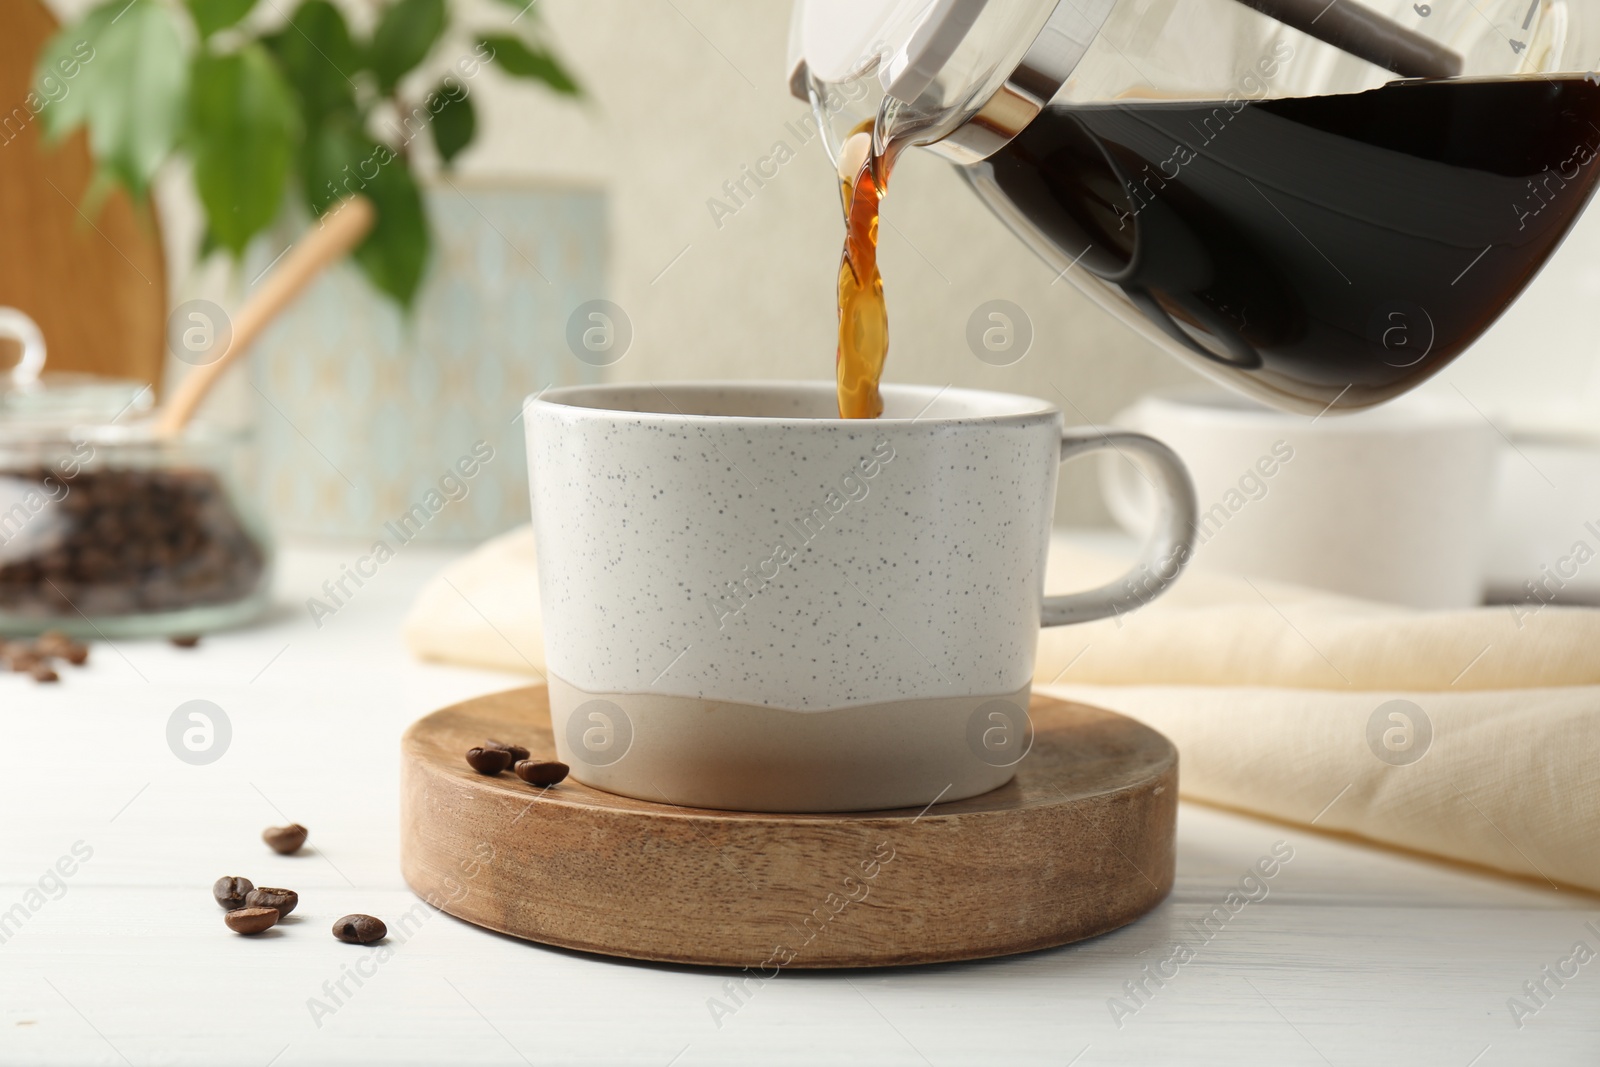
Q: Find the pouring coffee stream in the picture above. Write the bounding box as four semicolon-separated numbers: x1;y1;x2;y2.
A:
804;0;1600;418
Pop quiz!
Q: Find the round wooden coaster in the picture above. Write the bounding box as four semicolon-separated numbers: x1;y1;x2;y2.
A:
400;685;1176;968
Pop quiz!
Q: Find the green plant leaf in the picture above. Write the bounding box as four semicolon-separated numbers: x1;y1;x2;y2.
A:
302;125;429;304
299;119;369;218
37;0;189;196
369;0;446;96
428;82;474;165
476;34;580;95
33;6;115;141
189;44;299;255
352;158;430;306
263;0;360;127
187;0;258;40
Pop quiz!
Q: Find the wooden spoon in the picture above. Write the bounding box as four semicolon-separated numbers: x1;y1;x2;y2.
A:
153;196;376;438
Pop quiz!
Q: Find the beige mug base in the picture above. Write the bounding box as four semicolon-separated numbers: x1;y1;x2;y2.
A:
548;675;1031;813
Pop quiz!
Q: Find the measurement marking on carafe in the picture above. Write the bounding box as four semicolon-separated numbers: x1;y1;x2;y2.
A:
1451;244;1493;285
1050;243;1094;286
1450;384;1557;488
840;574;952;685
1245;179;1350;285
1242;577;1351;684
1522;0;1539;29
1309;384;1352;423
651;243;693;285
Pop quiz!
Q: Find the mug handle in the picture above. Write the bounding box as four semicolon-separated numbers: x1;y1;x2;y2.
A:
1042;426;1198;626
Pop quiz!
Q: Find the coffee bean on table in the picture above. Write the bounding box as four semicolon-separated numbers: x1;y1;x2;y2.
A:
170;635;201;649
245;887;298;918
514;759;570;787
213;876;255;909
35;631;70;655
262;823;308;854
225;907;279;934
465;746;511;775
332;914;386;944
2;634;90;682
486;740;530;765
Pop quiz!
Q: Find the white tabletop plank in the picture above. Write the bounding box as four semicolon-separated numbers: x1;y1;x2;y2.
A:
1;544;1596;1066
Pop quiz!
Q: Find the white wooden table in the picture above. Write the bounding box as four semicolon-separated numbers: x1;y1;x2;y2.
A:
2;544;1596;1066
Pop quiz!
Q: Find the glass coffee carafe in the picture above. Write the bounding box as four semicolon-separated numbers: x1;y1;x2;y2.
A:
790;0;1600;412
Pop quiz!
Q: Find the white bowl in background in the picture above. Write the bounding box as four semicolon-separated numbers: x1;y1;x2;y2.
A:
1104;388;1499;609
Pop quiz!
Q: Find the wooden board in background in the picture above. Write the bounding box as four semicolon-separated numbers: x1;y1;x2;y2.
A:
0;0;166;387
401;685;1178;968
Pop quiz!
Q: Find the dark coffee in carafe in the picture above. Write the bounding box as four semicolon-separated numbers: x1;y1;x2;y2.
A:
964;75;1600;411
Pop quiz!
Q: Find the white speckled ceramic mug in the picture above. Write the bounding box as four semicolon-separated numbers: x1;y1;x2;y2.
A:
525;382;1196;812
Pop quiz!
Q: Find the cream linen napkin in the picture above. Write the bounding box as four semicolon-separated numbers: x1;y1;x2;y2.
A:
405;525;1600;892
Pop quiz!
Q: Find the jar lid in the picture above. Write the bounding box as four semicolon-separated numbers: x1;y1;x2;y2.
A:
0;307;153;436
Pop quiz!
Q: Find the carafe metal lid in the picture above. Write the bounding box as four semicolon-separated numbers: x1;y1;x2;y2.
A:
788;0;1113;163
